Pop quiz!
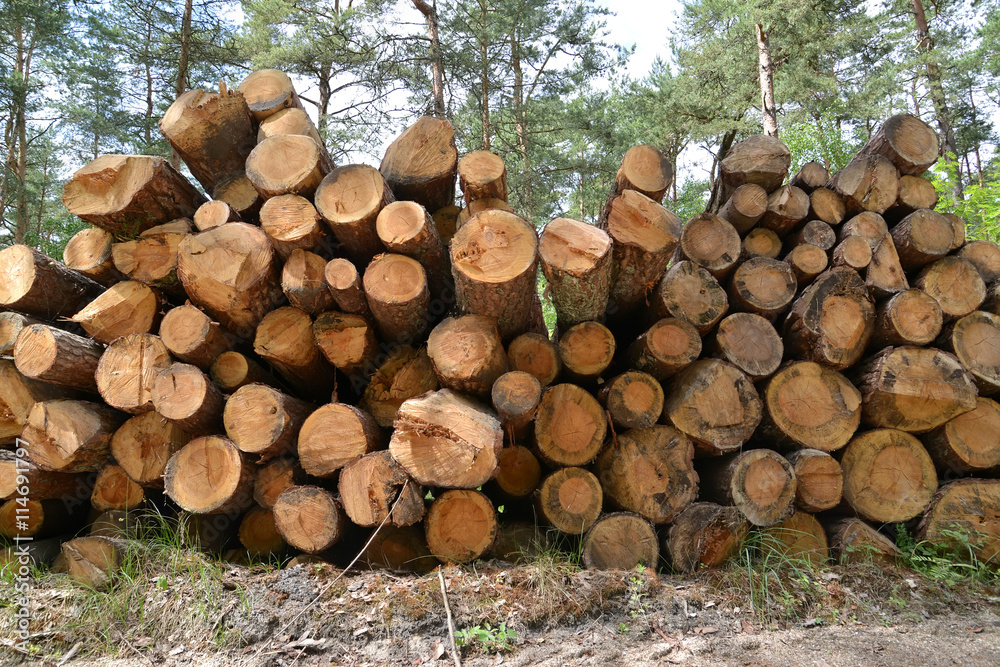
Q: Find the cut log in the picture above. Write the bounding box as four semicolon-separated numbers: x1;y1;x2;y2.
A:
890;209;954;271
0;312;42;356
14;324;103;392
809;187;847;226
359;346;439;428
609;144;673;203
598;371;664;430
163;435;254;515
95;333;173;414
193;200;240;232
237;69;302;121
177;223;283;340
451;209;538;341
457;197;515;229
63;227;125;286
0;498;78;539
940;310;1000;395
678;213;741;279
840;429;937;522
91;464;145;512
922;397;1000;474
854;346;977;432
582;513;660;570
727;257;797;319
491;371;542;441
649;261;728;335
915;256;986;322
339;450;424;528
758;510;829;566
839;211;889;246
110;411;189;488
595;425;698;524
159;88;256;192
887;175;938;221
534;383;607;467
375;200;449;294
759;361;861;452
784;243;829;284
151;362;224;437
0;245;104;319
245;134;332;199
71;281;161;345
743;227;782;260
62;154;205;237
272;485;346;554
789;220;836;251
536;467;603;535
224;384;312;460
493;445;542;499
433;204;461;244
238;506;287;557
315;164;394;262
831;235;873;271
159;304;234;370
857;113;939;175
111;219;190;295
298;403;381;477
0;360;77;445
558;321;615;382
458;150;508;204
785;449;843;513
324;258;369;315
601;190;681;317
23;400;123;472
783;267;874;370
507;333;561;387
662;359;762;455
425;489;496;563
212;171;262;223
918;479;1000;563
363;253;430;344
959;240;1000;284
313;311;377;374
379;115;458;212
706;312;783;380
790;161;829;192
257;107;323;147
259;194;325;260
282;249;335;315
61;535;123;589
699;448;796;526
253;456;305;508
666;502;748;573
627;318;701;380
426;315;508;398
254;306;334;397
389;389;502;488
866;234;909;299
719;183;767;234
0;450;89;501
827;517;901;565
719;135;790;194
538;217;612;328
760;185;810;237
362;524;437;573
209;351;277;393
828;155;900;215
945;213;966;250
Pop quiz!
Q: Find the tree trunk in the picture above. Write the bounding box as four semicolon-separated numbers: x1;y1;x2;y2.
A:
536;467;603;535
758;510;829;566
706;312;783;380
71;282;162;345
61;536;123;589
914;256;985;322
338;450;424;528
253;456;305;509
840;428;937;522
164;436;254;515
23;400;123;473
582;513;660;570
0;360;78;446
95;334;173;414
358;346;439;428
507;332;561;387
91;464;145;512
649;261;729;335
425;489;497;562
298;403;381;478
827;517;900;566
626;317;702;380
890;209;955;271
237;69;303;121
666;502;747;573
940;311;1000;395
958;240;1000;285
538;217;613;328
0;451;90;502
870;289;942;348
324;258;370;315
790;161;829;192
375;200;449;296
742;227;782;260
718;183;767;235
151;362;224;437
533;383;607;467
831;236;873;271
63;228;125;286
922;397;1000;474
412;0;445;116
698;448;796;526
492;445;542;499
209;352;278;394
379;116;458;212
313;311;377;375
918;479;1000;563
315;164;394;262
557;321;616;383
427;315;508;398
363;253;431;344
809;187;847;225
272;485;346;554
282;249;335;315
598;371;664;430
727;257;797;319
110;219;190;297
755;24;778;137
785;449;844;513
0;245;104;319
259;195;325;261
829;155;900;215
254;306;334;399
238;506;287;557
677;213;742;280
246;135;332;200
212;172;262;224
159;304;235;370
110;411;189;488
13;324;104;392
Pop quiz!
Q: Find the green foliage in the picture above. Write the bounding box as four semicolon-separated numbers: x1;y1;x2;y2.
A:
453;620;517;653
929;154;1000;243
894;523;999;585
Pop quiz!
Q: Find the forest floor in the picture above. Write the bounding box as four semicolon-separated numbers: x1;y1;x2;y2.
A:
3;546;1000;667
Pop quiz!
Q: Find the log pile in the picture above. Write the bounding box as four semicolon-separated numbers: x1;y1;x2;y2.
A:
2;73;999;582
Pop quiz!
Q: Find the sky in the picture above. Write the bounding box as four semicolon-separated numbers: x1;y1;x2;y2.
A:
596;0;681;79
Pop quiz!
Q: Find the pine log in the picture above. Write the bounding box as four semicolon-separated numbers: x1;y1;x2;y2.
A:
783;267;874;370
922;397;1000;474
538;217;613;328
699;448;796;526
254;306;334;397
339;450;424;528
95;333;173;414
915;256;986;321
857;113;940;175
363;253;430;344
0;360;77;445
759;361;861;452
718;183;767;234
314;164;394;262
0;312;42;356
323;258;369;315
237;69;302;121
743;227;782;260
224;383;312;460
298;403;381;477
457;199;515;229
727;257;797;319
867;233;910;299
959;240;1000;284
609;144;673;202
209;351;277;393
91;464;145;512
918;479;1000;563
719;135;790;194
784;243;829;284
595;425;698;524
840;429;937;522
111;219;191;295
359;346;439;428
257;107;324;150
425;489;496;563
158;304;234;370
272;485;346;554
164;435;254;515
601;190;681;317
662;359;762;455
427;315;508;399
760;185;810;237
706;312;783;380
789;220;836;251
831;235;873;271
491;371;542;442
62;155;206;237
839;211;889;246
558;321;615;382
790;161;829;192
809;187;847;226
536;467;602;535
193;200;240;232
785;449;843;513
362;524;437;573
23;400;123;472
282;249;335;315
626;317;701;380
177;223;283;339
598;371;664;430
159;88;256;192
110;411;189;488
253;456;305;508
887;175;938;222
534;383;606;467
493;445;542;499
245;134;332;199
891;209;955;271
649;261;728;335
71;281;161;345
678;213;741;279
61;535;123;589
758;510;829;566
451;209;538;340
507;333;561;387
0;498;79;539
151;362;224;437
827;517;901;565
389;389;501;488
828;155;900;215
433;204;461;244
63;227;125;286
854;346;977;432
14;324;103;392
582;513;660;570
666;502;748;573
313;311;377;374
212;171;262;223
375;200;449;295
259;194;326;260
458;150;508;204
945;213;967;250
0;245;104;319
0;450;90;501
940;310;1000;395
379;116;458;212
238;506;287;557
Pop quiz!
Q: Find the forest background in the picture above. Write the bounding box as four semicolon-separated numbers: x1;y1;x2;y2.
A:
2;0;999;256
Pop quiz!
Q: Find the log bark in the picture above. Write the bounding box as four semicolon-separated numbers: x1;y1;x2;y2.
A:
379;116;458;212
163;435;254;515
939;310;1000;395
359;346;439;428
582;513;660;570
959;240;1000;285
891;209;955;271
598;371;664;430
237;69;302;121
110;411;189;488
14;324;103;392
840;428;937;522
324;258;369;315
678;213;741;280
718;183;767;234
238;506;287;557
758;510;829;566
828;155;900;215
507;333;561;387
223;384;313;460
706;312;783;380
785;449;843;513
212;172;262;224
649;261;728;335
491;371;541;442
742;227;782;260
538;217;613;328
918;479;1000;563
790;161;829;192
0;313;41;356
784;243;829;285
0;245;104;319
111;219;190;296
253;456;305;508
259;194;326;260
458;150;508;204
0;360;77;445
282;249;335;315
313;311;377;374
272;485;346;554
339;450;424;528
245;134;332;200
375;200;449;295
727;257;797;319
91;464;145;512
193;200;240;232
363;253;430;344
719;135;790;195
315;164;395;262
857;113;940;176
298;403;381;477
536;467;602;535
493;445;542;499
557;321;615;383
760;185;810;237
809;187;847;226
922;397;1000;474
0;450;90;501
23;400;123;472
699;448;796;526
209;351;277;393
95;334;173;414
915;256;986;321
626;318;701;381
72;281;161;345
831;235;873;271
534;383;607;467
666;502;748;573
159;304;234;370
151;362;224;437
63;227;125;285
867;233;910;299
425;489;497;562
254;306;334;398
827;518;900;565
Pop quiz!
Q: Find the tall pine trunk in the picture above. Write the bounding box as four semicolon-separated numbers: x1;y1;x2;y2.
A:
511;30;533;220
412;0;445;117
755;24;778;138
172;0;194;171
